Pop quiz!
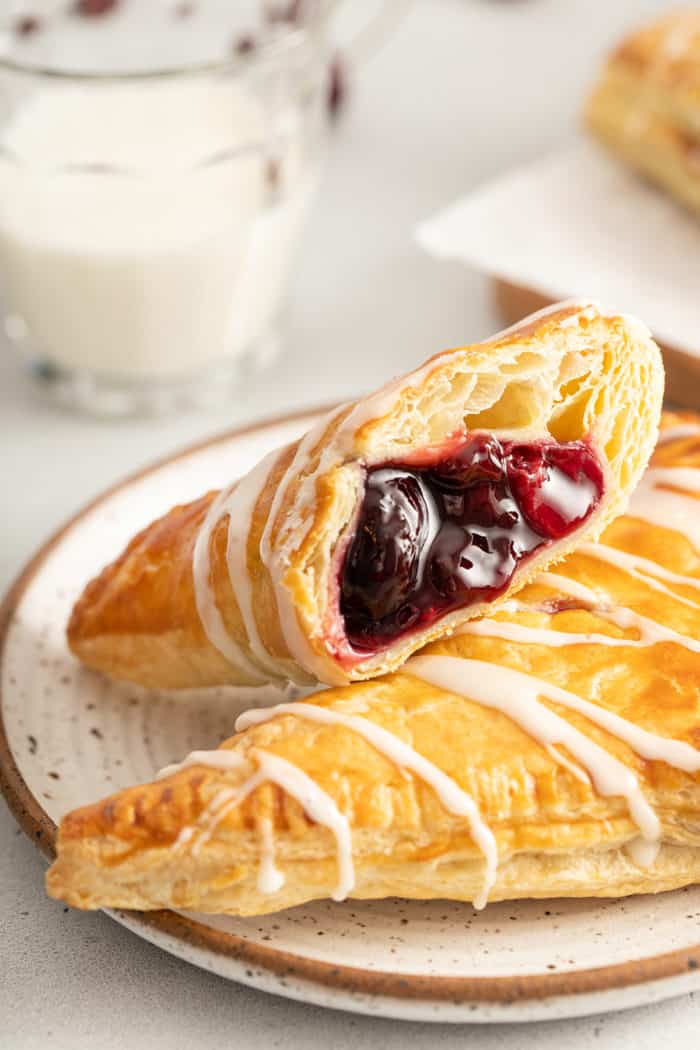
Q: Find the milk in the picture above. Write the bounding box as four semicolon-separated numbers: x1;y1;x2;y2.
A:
0;79;313;378
0;1;319;383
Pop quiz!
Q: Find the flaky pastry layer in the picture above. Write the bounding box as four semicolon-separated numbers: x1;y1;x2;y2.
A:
67;302;663;689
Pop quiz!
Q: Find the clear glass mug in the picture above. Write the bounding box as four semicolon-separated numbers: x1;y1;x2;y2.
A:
0;1;402;415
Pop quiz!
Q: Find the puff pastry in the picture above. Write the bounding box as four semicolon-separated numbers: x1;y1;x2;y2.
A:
47;413;700;916
586;10;700;216
67;302;663;690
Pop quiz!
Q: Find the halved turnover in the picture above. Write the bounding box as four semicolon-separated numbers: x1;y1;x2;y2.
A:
47;413;700;915
68;302;663;688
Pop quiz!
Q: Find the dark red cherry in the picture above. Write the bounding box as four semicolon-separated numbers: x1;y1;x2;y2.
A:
507;442;604;540
428;434;505;490
341;469;435;632
339;434;604;653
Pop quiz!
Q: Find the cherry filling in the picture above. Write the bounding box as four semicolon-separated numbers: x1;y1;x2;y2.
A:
340;433;604;652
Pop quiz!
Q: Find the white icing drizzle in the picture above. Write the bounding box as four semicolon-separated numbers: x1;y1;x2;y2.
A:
157;749;247;781
174;825;195;849
658;423;700;445
626;835;661;867
257;816;285;894
192;776;265;855
237;701;498;909
406;654;700;860
157;751;261;854
545;745;590;785
258;412;339;569
580;544;700;611
487;299;600;341
254;751;354;901
645;467;700;494
535;571;599;603
459;569;700;653
191;404;352;685
458;615;643;650
192;488;267;682
582;597;700;653
158;746;354;900
223;449;292;681
536;572;700;652
258;405;351;685
408;656;700;775
628;467;700;552
192;448;312;684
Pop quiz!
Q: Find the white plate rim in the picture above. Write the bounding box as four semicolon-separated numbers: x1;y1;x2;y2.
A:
1;406;699;1022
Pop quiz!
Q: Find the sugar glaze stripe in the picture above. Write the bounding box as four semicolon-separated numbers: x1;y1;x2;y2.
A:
237;701;498;909
257;816;285;894
406;655;697;867
628;467;700;552
408;656;700;774
580;544;700;611
258;404;351;685
223;450;291;681
192;487;267;682
159;748;354;900
657;423;700;445
458;572;700;653
541;573;700;652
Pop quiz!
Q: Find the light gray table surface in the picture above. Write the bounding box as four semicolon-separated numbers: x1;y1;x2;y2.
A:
2;1;698;1046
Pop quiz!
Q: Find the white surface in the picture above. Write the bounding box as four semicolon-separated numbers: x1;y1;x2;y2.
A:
2;0;699;1045
418;142;700;355
6;414;700;1023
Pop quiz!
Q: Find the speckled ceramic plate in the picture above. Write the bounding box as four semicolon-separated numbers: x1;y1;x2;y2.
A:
2;409;700;1024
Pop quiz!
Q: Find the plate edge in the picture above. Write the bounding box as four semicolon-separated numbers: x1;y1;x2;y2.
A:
1;406;699;1006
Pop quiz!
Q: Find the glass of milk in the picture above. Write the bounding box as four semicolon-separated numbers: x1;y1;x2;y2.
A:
0;2;342;414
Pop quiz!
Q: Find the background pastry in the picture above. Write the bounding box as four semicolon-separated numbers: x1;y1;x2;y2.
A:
67;301;663;690
47;413;700;917
586;9;700;216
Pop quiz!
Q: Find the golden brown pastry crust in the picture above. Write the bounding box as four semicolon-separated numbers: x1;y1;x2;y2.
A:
47;415;700;915
586;10;700;215
67;302;663;690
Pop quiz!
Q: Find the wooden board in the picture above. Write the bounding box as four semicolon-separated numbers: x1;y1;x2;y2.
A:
491;278;700;410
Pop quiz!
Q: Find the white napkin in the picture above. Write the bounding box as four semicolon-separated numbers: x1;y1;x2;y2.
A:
417;141;700;356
